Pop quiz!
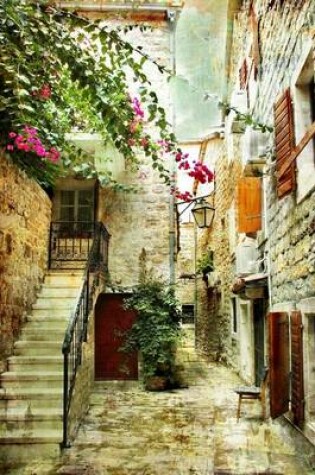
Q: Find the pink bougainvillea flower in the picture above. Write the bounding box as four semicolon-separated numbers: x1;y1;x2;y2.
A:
128;138;136;147
8;132;17;139
6;144;14;151
140;137;149;148
175;190;193;202
132;97;144;119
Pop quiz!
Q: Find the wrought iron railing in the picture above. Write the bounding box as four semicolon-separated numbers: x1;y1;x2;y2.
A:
49;221;98;269
56;222;110;448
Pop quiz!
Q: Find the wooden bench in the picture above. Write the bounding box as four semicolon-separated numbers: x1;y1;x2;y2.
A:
234;368;269;422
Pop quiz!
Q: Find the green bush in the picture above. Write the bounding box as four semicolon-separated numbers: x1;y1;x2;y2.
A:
121;278;182;387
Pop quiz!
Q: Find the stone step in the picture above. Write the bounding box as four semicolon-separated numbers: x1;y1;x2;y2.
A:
0;429;62;444
44;272;83;287
20;328;66;341
1;372;63;390
8;356;63;372
40;287;80;298
13;341;62;356
0;388;63;411
33;297;76;310
31;308;70;318
25;315;69;329
0;409;63;433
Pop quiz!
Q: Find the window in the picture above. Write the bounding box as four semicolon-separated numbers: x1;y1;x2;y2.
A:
275;44;315;201
237;177;262;233
181;304;195;324
292;46;315;201
274;88;295;198
56;188;95;235
59;189;94;223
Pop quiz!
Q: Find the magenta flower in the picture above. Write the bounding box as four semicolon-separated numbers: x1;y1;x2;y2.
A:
132;97;144;119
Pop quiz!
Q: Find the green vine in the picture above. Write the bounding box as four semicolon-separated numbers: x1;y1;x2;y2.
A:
219;101;273;133
0;0;178;189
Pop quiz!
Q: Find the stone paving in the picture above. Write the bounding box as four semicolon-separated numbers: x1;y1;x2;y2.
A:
3;344;315;475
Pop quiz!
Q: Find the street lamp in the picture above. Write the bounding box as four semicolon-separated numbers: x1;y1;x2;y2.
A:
176;195;215;229
191;198;215;229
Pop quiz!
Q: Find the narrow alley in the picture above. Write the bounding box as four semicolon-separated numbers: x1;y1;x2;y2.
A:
4;337;315;475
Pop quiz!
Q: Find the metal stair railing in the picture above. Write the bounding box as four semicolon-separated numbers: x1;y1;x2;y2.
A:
59;222;110;448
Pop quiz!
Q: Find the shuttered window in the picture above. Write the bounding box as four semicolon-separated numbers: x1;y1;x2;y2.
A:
274;88;295;198
237;177;262;233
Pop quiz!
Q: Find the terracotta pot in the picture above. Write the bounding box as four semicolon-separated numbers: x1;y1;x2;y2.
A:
145;375;168;391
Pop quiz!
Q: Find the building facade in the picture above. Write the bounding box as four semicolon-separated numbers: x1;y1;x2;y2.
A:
195;0;315;443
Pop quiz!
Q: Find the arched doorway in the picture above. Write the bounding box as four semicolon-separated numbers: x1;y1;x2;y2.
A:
94;293;138;380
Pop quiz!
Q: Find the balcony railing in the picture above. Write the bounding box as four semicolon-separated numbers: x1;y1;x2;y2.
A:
48;221;102;269
50;221;110;448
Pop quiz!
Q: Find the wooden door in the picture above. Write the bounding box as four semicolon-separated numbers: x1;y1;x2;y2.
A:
291;310;304;427
253;300;265;386
95;294;138;381
269;312;290;418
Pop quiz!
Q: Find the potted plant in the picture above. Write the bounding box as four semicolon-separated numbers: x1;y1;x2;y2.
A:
120;278;182;391
197;250;214;277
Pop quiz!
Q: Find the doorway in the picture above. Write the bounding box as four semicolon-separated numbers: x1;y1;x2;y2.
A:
94;294;138;381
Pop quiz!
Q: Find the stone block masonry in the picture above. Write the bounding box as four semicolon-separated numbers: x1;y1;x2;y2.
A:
0;154;51;371
97;15;173;289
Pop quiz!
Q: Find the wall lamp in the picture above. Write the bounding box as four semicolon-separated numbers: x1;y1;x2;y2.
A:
176;195;215;228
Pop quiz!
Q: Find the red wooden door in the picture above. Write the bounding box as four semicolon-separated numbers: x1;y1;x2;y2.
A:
269;312;290;418
291;310;304;427
95;294;138;380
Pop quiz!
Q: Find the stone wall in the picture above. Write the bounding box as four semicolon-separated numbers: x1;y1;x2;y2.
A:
243;0;315;307
0;154;51;370
176;222;195;306
201;0;315;370
195;135;243;364
97;17;174;289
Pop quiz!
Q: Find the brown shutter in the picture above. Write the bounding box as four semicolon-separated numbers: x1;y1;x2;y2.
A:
249;4;260;78
239;59;247;90
291;311;304;428
269;312;290;418
237;177;262;233
274;89;295;198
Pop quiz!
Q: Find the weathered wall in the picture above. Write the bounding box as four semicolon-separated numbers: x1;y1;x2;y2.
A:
0;154;51;370
176;222;195;306
97;18;173;289
238;0;315;307
195;135;242;364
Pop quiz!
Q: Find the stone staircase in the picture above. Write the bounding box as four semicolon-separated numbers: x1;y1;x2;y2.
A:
0;270;82;462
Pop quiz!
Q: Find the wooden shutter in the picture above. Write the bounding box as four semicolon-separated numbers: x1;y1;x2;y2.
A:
291;311;304;428
269;312;290;418
239;59;247;90
237;177;262;233
274;89;295;198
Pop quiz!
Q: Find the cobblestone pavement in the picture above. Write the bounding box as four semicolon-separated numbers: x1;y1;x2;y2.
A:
4;347;315;475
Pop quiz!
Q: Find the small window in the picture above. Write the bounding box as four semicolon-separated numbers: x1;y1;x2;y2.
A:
231;297;238;335
292;46;315;201
181;304;195;324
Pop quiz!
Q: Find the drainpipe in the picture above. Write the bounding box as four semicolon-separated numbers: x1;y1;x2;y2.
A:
168;10;177;286
262;169;272;310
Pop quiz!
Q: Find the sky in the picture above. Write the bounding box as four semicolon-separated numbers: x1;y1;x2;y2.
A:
172;0;229;140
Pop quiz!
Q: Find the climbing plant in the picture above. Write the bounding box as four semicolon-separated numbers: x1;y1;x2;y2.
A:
0;0;214;196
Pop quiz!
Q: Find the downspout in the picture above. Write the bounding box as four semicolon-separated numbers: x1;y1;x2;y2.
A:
262;169;272;310
168;10;177;286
